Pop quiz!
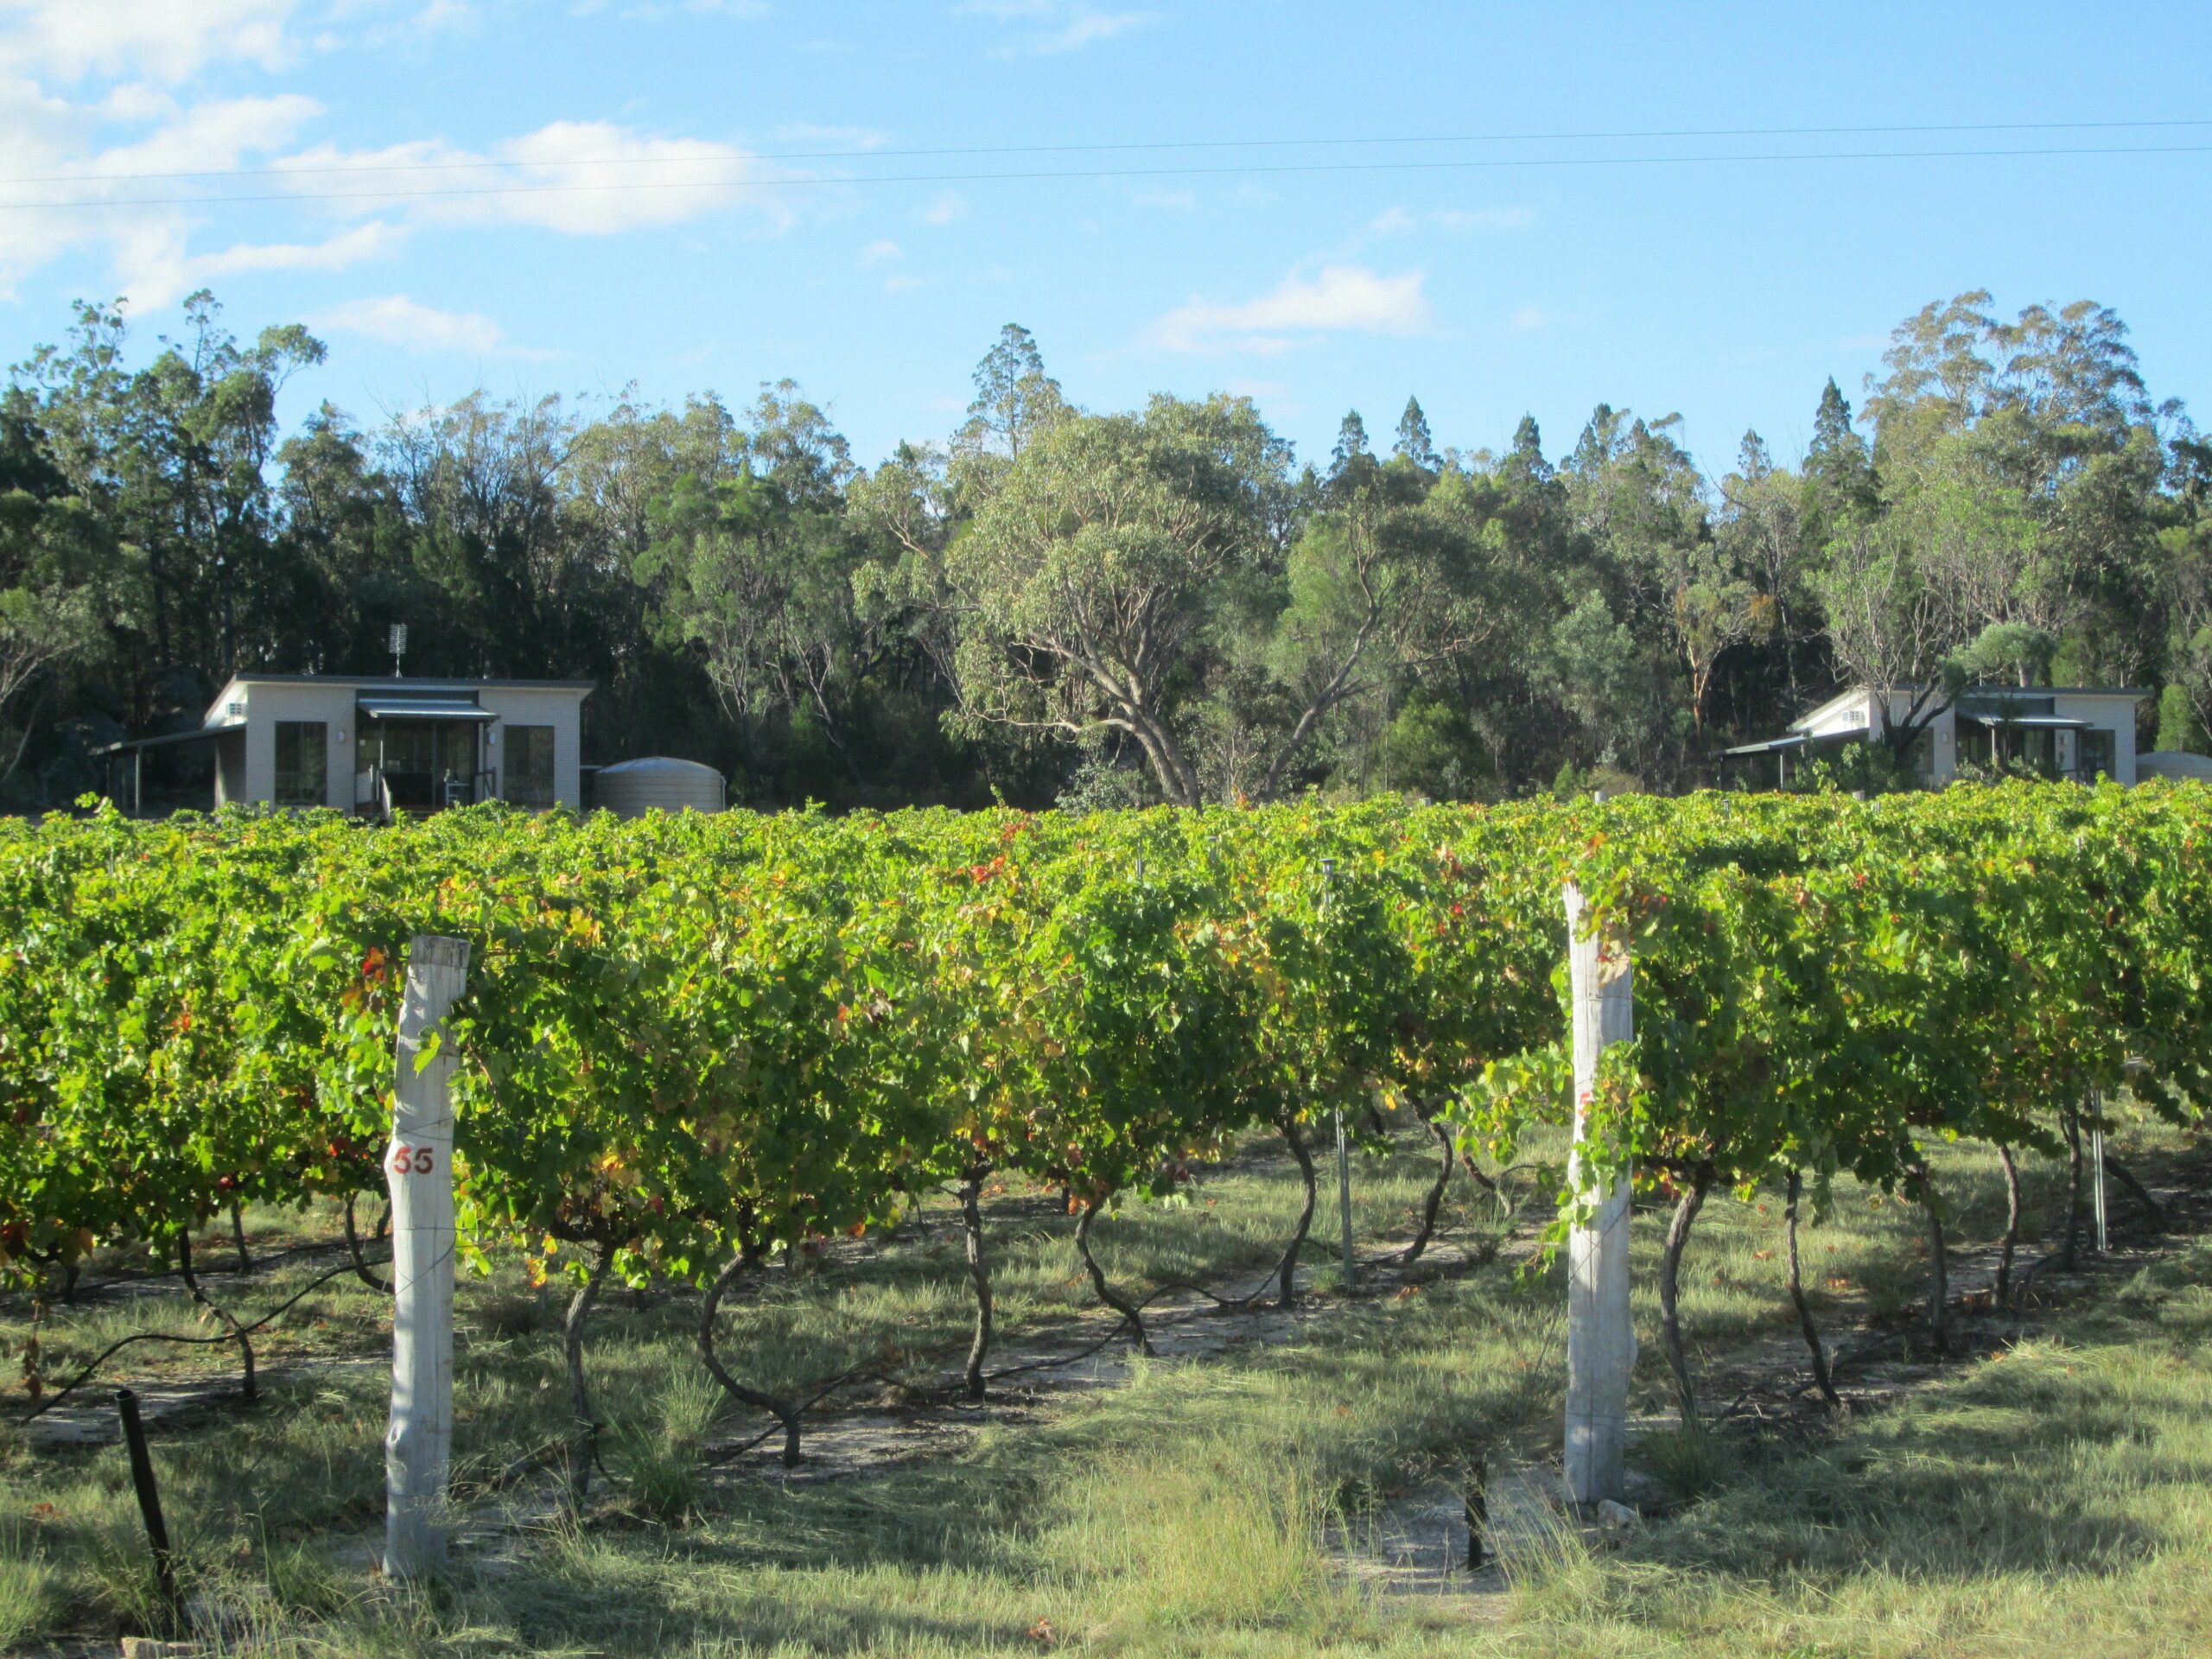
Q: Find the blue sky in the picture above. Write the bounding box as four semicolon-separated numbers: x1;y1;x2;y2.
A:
2;0;2207;476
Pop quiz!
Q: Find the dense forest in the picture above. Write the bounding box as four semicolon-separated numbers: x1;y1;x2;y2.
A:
1;287;2206;812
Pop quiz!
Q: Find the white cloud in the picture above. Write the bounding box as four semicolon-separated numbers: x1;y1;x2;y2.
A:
409;0;475;33
1128;187;1195;211
953;1;1160;56
277;119;775;236
311;292;514;353
859;238;904;265
0;0;300;83
113;219;410;312
1510;305;1554;334
883;273;927;294
1145;264;1434;355
0;80;326;302
0;3;778;304
194;219;407;276
920;190;965;225
86;92;323;175
1369;204;1532;235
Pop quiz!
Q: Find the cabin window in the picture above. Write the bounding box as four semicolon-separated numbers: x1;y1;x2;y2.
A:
506;725;556;809
2078;728;2116;780
274;721;327;808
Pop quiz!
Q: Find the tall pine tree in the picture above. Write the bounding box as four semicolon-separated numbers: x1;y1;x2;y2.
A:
1803;378;1879;534
1394;397;1439;470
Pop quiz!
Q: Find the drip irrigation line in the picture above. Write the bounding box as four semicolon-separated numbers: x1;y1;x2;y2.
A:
976;1315;1135;1386
455;1434;571;1498
15;1250;390;1426
25;1229;368;1299
701;1360;893;1465
1143;1265;1284;1311
978;1268;1287;1388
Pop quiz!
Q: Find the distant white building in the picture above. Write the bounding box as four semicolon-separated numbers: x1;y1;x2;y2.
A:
99;674;594;816
1725;684;2150;787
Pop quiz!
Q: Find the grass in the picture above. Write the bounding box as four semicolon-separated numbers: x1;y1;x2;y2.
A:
0;1110;2204;1656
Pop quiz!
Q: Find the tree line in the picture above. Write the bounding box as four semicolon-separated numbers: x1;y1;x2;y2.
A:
2;287;2206;811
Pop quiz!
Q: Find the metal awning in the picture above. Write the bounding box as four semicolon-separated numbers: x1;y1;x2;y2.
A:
1958;713;2090;729
1722;734;1808;757
92;721;244;757
356;697;497;722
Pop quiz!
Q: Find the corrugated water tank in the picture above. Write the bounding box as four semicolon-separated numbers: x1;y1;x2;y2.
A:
594;756;727;817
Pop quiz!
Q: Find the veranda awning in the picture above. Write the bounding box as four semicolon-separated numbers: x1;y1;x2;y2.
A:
1721;734;1808;757
1956;713;2091;729
356;697;497;722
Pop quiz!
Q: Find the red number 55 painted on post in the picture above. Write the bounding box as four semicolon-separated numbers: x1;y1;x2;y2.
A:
388;1144;437;1176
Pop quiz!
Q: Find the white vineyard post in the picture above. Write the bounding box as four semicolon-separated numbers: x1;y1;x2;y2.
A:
384;934;470;1580
2088;1086;2108;1254
1562;881;1634;1510
1335;1108;1354;1281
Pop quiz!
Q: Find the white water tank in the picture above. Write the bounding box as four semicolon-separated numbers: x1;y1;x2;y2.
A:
2137;750;2212;784
594;757;726;817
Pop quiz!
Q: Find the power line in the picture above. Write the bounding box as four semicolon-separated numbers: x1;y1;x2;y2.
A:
3;141;2207;212
3;116;2209;189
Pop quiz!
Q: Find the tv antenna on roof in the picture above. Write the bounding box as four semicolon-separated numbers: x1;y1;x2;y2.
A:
389;622;409;678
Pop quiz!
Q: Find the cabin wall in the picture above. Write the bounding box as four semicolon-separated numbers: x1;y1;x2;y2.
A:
2049;694;2140;784
213;731;248;806
232;683;356;809
477;687;585;810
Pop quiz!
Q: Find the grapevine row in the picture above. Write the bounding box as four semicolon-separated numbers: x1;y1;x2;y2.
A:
1;784;2205;1450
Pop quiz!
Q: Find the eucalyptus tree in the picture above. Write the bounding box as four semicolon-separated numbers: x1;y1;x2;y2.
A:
1715;433;1816;706
14;293;321;701
945;395;1290;804
1857;291;2172;684
1246;454;1508;798
1562;405;1768;768
635;446;864;791
0;404;121;787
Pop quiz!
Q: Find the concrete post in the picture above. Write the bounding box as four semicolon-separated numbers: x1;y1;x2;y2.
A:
1562;883;1634;1508
384;934;469;1579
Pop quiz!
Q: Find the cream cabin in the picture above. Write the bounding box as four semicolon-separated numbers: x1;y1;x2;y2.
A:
1725;684;2150;787
99;674;594;817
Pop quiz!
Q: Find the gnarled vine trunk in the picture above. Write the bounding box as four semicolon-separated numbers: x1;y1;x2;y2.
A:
176;1230;255;1402
1075;1202;1151;1355
344;1192;391;1294
1275;1116;1318;1307
2105;1153;2162;1231
229;1202;251;1274
1916;1166;1948;1357
958;1165;994;1402
1995;1146;2022;1311
1656;1166;1712;1426
1783;1171;1838;1408
698;1247;803;1466
1399;1103;1454;1267
563;1240;617;1497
